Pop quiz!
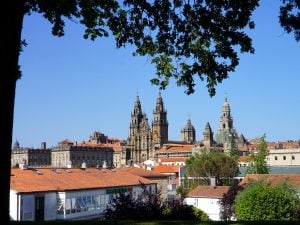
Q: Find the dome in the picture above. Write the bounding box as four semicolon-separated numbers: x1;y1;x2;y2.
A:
183;119;195;131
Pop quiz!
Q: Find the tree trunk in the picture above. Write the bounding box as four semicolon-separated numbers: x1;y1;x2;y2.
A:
0;1;25;223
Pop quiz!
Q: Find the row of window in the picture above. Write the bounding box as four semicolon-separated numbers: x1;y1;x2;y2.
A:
57;190;146;215
57;194;111;215
274;155;295;160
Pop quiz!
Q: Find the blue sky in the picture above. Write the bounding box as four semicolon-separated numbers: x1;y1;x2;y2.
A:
13;1;300;148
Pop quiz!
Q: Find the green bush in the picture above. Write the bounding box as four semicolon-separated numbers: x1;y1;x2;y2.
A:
234;180;300;221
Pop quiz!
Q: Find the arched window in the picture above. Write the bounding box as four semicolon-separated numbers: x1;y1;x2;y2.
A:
275;156;278;160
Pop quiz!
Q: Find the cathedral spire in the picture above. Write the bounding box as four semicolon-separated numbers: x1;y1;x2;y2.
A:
203;122;213;147
152;92;168;147
155;91;164;112
133;94;142;116
216;97;236;145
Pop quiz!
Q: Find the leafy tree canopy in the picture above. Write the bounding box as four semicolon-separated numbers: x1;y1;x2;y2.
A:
247;134;269;174
234;180;300;221
279;0;300;42
23;0;260;96
186;150;239;185
104;183;209;221
229;135;239;157
219;181;244;221
19;0;300;96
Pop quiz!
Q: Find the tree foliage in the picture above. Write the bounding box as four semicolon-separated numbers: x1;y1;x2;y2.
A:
186;150;239;186
229;135;239;157
279;0;300;42
104;183;209;221
247;134;269;174
219;181;244;221
3;1;300;223
22;0;261;96
234;180;300;221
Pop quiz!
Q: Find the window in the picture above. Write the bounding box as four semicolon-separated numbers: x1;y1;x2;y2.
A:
292;155;295;160
57;199;65;215
275;156;278;160
283;156;286;160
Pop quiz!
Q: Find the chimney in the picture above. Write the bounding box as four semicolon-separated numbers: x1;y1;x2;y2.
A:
67;160;72;168
81;161;87;170
41;142;46;149
102;160;107;169
210;177;216;186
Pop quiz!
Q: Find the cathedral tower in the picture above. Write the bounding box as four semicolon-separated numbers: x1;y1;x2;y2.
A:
203;122;213;147
152;92;168;147
216;97;237;145
181;118;196;143
129;95;152;163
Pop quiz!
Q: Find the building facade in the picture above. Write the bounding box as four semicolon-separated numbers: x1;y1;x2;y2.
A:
11;141;51;167
128;93;168;163
266;148;300;166
152;92;169;147
128;95;153;163
181;118;196;143
10;167;156;221
51;139;113;168
184;185;230;221
215;98;248;150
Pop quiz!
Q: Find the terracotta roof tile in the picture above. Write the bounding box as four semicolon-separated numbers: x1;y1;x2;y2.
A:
153;165;180;173
156;144;194;153
10;168;155;193
158;157;188;162
118;167;168;178
187;185;230;198
240;174;300;187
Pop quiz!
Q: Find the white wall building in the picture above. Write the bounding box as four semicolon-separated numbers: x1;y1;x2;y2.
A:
266;148;300;166
10;167;156;221
184;185;230;221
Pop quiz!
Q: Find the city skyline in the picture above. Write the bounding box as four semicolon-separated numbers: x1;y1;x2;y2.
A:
13;1;300;148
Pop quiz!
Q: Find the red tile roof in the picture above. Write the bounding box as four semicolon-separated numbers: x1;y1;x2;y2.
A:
238;156;250;162
153;165;180;174
158;157;188;163
118;167;168;178
187;185;230;198
10;168;155;193
156;144;195;153
240;174;300;187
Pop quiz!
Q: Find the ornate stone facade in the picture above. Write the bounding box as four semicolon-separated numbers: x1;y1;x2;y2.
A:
202;122;214;148
215;98;248;150
51;139;113;168
128;93;168;163
11;141;51;167
181;118;196;143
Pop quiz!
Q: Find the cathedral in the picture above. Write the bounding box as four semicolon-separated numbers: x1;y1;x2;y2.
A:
128;95;248;163
128;92;168;163
215;97;248;149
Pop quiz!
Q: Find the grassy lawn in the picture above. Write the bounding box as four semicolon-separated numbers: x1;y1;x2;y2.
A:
10;220;300;225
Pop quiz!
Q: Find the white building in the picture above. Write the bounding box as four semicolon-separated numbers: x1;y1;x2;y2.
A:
10;167;156;221
266;148;300;166
184;185;230;221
